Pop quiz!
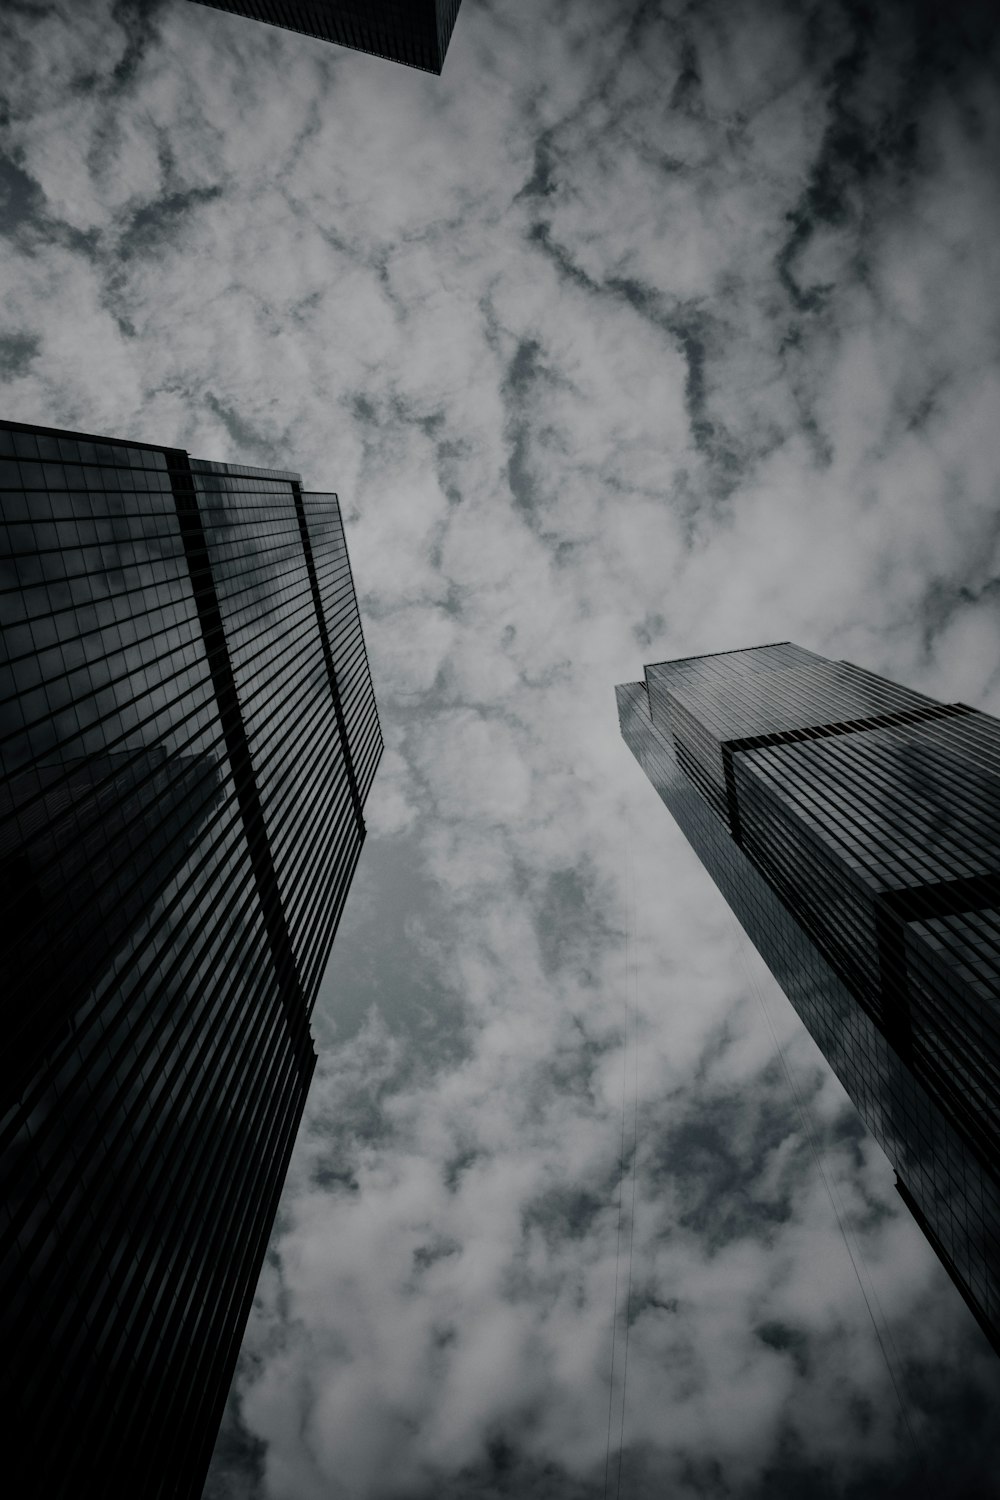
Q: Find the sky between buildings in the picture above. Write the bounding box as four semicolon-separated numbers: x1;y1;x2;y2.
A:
3;1;1000;1496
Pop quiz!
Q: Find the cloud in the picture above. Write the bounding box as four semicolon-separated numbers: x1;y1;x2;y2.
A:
0;331;40;378
5;0;1000;1496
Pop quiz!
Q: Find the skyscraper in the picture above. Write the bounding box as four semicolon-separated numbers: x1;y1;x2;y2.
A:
188;0;464;73
617;643;999;1355
0;418;382;1497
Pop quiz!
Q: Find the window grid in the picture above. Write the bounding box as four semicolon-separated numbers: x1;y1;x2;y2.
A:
617;646;1000;1356
0;419;381;1498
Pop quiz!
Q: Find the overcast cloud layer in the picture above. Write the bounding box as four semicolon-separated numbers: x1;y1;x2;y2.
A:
3;1;1000;1496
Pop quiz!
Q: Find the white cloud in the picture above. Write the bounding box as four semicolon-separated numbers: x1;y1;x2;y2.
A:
5;1;1000;1496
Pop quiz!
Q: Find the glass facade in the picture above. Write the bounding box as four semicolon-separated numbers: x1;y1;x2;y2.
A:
0;419;382;1497
188;0;465;73
617;643;1000;1355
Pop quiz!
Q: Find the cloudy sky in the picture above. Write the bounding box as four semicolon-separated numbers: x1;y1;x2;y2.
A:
4;0;1000;1495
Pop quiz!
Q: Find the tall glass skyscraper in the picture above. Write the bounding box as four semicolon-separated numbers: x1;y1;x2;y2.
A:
0;419;382;1497
617;643;999;1355
188;0;465;73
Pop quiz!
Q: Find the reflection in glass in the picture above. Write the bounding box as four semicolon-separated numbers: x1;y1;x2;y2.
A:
0;419;382;1499
618;644;1000;1355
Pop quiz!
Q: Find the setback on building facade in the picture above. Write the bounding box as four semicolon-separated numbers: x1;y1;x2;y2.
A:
617;642;999;1356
